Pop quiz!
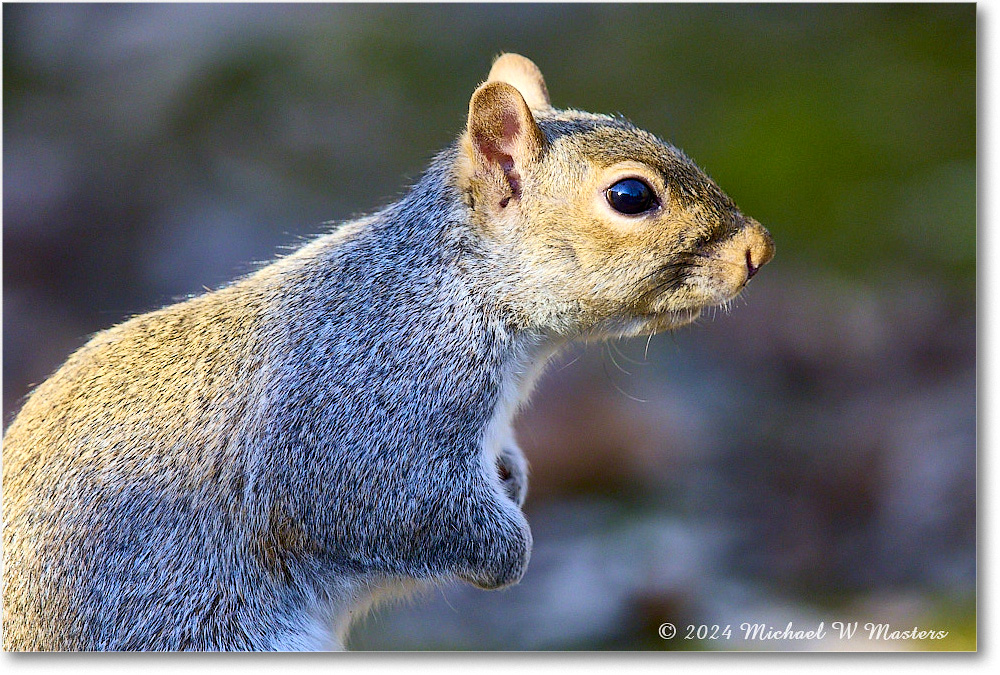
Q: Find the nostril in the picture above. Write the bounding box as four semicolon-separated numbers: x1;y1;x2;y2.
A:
745;249;759;280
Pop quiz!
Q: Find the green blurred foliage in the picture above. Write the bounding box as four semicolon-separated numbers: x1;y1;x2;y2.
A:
307;3;977;290
8;3;972;290
922;595;977;650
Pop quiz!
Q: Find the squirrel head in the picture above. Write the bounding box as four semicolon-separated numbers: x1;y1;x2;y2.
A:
455;53;775;339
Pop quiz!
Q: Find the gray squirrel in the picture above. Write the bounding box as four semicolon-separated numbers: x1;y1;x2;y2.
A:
2;54;774;650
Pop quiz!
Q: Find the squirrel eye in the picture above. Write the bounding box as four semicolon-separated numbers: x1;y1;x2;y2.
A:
606;178;657;215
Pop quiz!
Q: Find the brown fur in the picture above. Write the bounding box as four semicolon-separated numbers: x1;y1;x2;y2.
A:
455;56;773;339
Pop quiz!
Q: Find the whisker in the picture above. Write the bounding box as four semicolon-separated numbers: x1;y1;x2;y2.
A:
611;339;648;366
600;352;649;404
606;341;632;376
628;258;699;296
556;350;583;372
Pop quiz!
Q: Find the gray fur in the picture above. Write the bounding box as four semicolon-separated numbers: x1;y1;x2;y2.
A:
3;56;773;651
3;147;538;650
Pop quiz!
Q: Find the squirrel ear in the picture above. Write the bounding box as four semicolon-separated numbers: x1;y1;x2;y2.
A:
465;80;545;203
486;53;551;111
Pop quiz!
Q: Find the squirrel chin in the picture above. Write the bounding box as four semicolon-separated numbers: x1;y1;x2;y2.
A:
582;308;704;341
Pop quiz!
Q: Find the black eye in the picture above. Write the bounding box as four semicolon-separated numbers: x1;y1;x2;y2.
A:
606;178;657;215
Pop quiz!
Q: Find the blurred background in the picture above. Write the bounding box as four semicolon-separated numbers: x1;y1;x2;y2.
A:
3;3;975;650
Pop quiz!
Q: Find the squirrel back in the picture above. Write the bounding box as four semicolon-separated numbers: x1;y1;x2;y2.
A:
2;54;773;650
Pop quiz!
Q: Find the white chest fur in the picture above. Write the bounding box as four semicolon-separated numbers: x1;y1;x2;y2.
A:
479;333;560;487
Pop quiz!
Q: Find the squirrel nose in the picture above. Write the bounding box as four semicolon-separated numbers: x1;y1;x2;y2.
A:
744;220;775;281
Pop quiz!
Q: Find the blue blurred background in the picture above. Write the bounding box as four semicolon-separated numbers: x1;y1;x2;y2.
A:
3;3;975;650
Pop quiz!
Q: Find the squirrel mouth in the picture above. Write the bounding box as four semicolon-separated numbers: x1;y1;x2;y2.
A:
639;265;749;321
